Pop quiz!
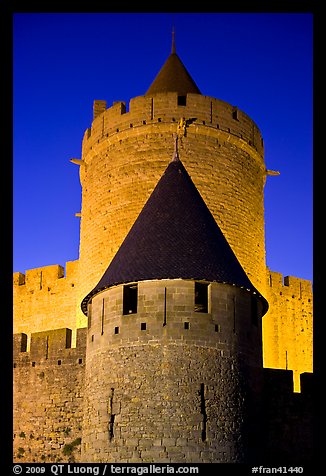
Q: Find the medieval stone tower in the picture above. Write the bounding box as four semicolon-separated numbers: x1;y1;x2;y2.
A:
75;39;267;329
13;37;313;464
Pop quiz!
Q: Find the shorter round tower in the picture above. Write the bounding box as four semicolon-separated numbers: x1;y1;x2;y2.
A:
81;156;268;463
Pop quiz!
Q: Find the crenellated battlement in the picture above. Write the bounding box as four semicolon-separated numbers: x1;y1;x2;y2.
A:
263;269;313;393
13;261;80;345
263;368;313;395
266;269;312;298
82;93;264;157
13;327;87;365
13;261;78;289
262;368;314;462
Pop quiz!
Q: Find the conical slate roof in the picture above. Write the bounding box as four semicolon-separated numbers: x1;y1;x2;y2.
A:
81;154;268;314
145;37;201;96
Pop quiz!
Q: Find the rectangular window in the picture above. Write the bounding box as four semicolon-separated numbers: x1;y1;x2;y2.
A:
195;282;209;313
123;284;138;315
232;108;239;120
178;95;187;106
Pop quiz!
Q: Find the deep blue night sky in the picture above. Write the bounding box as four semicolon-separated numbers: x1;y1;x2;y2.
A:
13;12;313;281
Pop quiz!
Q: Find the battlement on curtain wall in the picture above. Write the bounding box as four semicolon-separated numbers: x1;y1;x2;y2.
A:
13;327;87;366
13;261;80;341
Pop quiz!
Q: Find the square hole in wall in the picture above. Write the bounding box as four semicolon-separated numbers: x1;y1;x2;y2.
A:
123;284;138;315
140;323;147;331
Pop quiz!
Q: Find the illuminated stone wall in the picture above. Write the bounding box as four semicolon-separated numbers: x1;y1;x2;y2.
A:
13;261;79;347
13;328;86;463
263;271;313;392
13;92;313;392
75;92;267;330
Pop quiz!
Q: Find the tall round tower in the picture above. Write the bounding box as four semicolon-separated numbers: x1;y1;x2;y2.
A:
81;155;268;463
74;40;267;329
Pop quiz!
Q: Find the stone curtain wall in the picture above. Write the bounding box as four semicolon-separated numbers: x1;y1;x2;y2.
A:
13;261;79;346
12;281;313;463
263;271;313;392
13;328;86;463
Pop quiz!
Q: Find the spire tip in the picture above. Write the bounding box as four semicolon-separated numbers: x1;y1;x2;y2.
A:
171;26;176;54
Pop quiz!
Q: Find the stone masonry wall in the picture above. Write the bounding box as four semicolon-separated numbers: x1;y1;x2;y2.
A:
13;261;79;347
13;327;86;463
262;270;313;392
262;369;314;464
75;92;267;329
82;279;265;463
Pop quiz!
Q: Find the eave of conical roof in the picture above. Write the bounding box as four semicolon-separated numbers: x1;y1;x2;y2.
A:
81;153;268;315
145;33;201;96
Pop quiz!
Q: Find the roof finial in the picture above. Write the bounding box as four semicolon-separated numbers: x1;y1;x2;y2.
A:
171;26;176;54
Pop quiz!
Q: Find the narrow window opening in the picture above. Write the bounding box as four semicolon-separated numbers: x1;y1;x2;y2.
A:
178;95;187;106
108;388;115;441
199;383;207;442
20;334;27;352
269;273;273;287
114;326;119;335
109;415;115;441
214;324;220;332
58;360;62;366
32;362;36;367
123;284;138;315
184;322;190;330
140;322;147;331
163;287;167;327
91;335;94;342
101;299;105;335
45;336;49;360
232;108;239;121
78;358;83;364
195;282;209;313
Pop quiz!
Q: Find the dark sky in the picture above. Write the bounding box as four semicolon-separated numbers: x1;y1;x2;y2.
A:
13;12;313;281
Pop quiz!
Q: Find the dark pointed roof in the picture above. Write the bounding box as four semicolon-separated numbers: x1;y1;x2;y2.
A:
81;155;268;315
145;34;201;96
